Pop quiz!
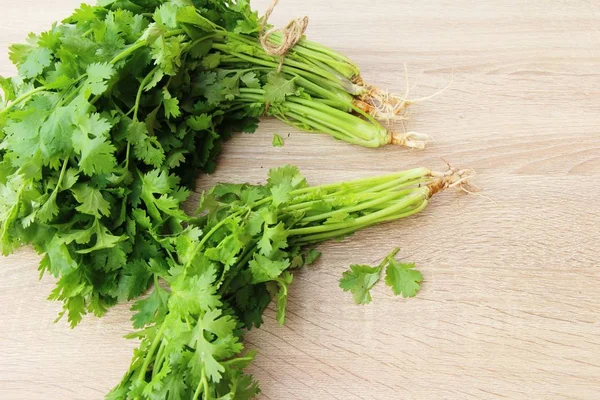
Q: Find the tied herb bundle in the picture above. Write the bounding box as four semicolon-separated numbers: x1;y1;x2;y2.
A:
109;165;468;399
0;0;426;325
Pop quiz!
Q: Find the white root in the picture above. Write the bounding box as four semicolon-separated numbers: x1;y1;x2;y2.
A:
389;131;433;149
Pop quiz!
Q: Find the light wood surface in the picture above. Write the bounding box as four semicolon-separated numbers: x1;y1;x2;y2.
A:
2;0;600;399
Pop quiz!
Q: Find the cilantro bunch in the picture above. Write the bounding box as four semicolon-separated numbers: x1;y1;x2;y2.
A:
108;165;454;399
0;0;427;324
0;1;470;397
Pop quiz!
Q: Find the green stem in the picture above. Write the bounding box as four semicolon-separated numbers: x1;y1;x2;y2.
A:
289;189;428;237
135;322;167;388
182;211;244;278
218;244;257;295
212;45;357;94
0;86;47;116
298;189;417;224
192;370;210;400
293;199;429;244
132;66;159;120
152;340;167;379
109;29;185;65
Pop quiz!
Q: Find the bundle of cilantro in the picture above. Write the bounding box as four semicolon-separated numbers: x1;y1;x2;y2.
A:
0;0;430;324
108;165;468;399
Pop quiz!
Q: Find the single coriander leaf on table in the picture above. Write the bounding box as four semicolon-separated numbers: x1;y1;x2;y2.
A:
339;264;382;305
385;259;423;298
272;133;284;147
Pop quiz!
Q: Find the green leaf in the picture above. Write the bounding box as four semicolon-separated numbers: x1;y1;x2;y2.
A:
39;107;74;162
257;222;287;257
339;264;382;305
72;113;117;175
168;265;221;317
176;6;217;31
85;62;115;96
305;249;321;265
124;118;165;168
41;237;78;277
154;3;178;29
76;220;126;254
186;114;212;131
272;133;284;147
201;52;221;69
263;72;296;104
17;46;53;79
188;308;242;383
240;72;260;89
71;184;111;218
162;89;181;119
385;259;423;298
249;253;289;284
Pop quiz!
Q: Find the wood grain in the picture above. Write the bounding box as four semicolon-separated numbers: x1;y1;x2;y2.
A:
1;0;600;399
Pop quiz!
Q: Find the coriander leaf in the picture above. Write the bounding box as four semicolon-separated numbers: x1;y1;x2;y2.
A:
41;237;78;277
385;259;423;298
71;184;111;218
39;106;74;163
76;220;126;254
14;46;53;79
124;118;165;168
339;264;382;305
36;191;60;223
257;222;287;257
153;3;178;29
240;72;260;89
176;6;217;31
85;62;115;96
249;253;289;284
201;52;221;69
187;114;212;131
263;72;296;104
168;266;221;317
188;308;242;383
305;249;321;265
162;88;181;118
272;133;284;147
72;134;117;176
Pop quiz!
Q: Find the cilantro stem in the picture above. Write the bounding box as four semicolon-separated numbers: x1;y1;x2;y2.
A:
218;244;257;295
182;211;245;279
265;33;359;79
379;247;400;268
133;67;159;120
192;370;210;400
135;322;166;389
109;29;185;66
299;189;418;224
0;86;46;116
152;340;166;379
110;41;147;65
289;189;428;237
213;45;358;94
293;199;429;244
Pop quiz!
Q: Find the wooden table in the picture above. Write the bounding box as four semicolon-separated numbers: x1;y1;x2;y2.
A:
2;1;600;399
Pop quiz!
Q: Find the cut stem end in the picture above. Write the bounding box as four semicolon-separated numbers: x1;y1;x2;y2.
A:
389;131;432;149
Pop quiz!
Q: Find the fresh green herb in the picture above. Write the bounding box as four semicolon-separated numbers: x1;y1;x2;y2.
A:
0;0;430;323
385;258;423;298
272;133;284;147
340;247;423;304
109;165;460;399
0;0;426;325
